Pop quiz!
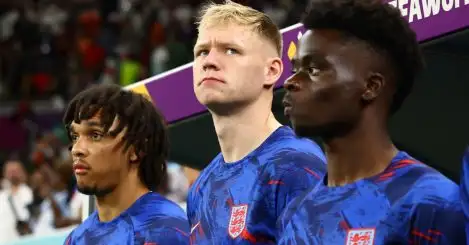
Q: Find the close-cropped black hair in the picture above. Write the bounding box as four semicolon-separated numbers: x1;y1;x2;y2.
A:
303;0;424;113
63;84;169;191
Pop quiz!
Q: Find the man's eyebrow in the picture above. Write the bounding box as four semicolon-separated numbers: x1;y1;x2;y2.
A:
194;41;243;51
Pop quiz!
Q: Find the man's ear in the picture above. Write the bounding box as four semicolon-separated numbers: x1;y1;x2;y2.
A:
130;153;138;163
264;57;283;88
129;146;139;164
362;72;385;102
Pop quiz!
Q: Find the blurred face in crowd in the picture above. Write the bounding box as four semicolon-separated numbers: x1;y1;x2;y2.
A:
193;22;282;113
69;113;137;197
54;162;74;190
3;160;27;186
30;170;45;190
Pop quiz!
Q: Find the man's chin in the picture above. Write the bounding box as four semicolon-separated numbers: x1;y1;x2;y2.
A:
205;101;243;116
292;120;354;140
293;124;331;142
76;185;95;196
291;123;317;138
77;184;115;197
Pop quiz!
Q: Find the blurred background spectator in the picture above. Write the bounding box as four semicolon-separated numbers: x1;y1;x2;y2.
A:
0;0;306;242
0;160;33;243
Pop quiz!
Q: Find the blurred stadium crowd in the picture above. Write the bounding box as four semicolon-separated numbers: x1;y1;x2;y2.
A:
0;0;307;242
0;0;305;101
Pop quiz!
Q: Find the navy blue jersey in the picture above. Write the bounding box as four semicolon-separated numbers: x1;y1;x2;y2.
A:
187;126;326;244
460;147;469;245
277;151;465;244
65;192;189;244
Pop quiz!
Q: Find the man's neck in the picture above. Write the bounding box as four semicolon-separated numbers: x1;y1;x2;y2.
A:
212;102;281;163
95;173;149;222
324;116;398;187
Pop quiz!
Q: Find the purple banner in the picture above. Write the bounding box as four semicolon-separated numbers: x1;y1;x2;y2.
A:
127;1;469;123
387;0;469;41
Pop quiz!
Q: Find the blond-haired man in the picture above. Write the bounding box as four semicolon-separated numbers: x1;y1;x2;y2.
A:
187;1;326;243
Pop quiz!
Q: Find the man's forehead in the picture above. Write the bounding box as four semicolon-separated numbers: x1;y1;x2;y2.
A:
197;24;256;44
5;161;21;168
296;29;351;58
199;22;252;32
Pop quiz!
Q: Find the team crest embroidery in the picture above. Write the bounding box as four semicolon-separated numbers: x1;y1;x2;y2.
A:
228;204;248;238
345;228;375;245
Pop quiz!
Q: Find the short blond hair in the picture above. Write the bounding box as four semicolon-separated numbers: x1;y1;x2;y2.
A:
196;0;282;57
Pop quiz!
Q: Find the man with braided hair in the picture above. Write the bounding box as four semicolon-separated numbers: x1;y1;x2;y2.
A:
277;0;465;244
63;84;189;244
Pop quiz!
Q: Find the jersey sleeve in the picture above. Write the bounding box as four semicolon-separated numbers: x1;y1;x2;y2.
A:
409;194;466;244
271;151;325;217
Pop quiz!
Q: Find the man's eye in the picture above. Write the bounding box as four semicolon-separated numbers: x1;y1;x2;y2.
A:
70;134;78;142
90;132;103;141
308;67;320;76
226;48;238;55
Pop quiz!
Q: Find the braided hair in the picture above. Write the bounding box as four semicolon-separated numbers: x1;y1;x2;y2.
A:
63;84;169;191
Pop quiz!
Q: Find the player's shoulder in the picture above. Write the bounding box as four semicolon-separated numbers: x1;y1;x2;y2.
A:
261;137;326;178
66;211;98;240
260;149;326;183
387;154;459;206
131;192;189;231
412;165;459;204
271;126;325;159
133;192;187;219
129;193;190;243
265;127;326;169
